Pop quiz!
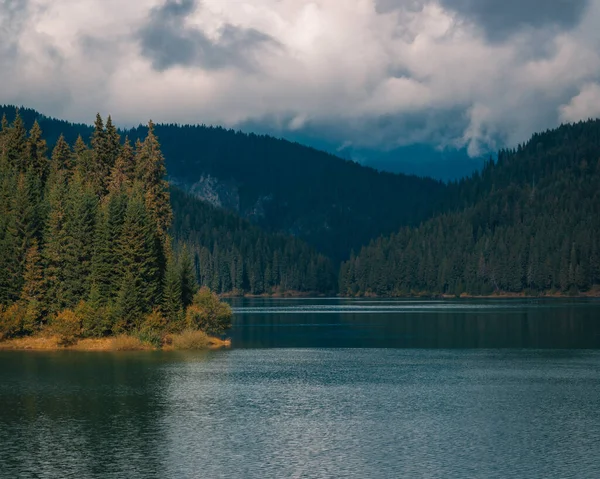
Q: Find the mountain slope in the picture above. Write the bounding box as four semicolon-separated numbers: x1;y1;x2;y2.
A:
340;119;600;296
170;187;336;295
0;106;337;296
0;106;447;261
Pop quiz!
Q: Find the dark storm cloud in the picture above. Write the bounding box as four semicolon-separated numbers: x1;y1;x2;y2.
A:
377;0;590;42
442;0;590;42
138;0;277;71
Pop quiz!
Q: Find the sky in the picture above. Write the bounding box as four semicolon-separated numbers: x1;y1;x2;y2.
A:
2;0;600;178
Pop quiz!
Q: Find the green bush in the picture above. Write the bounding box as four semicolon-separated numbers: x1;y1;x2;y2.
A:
138;308;168;348
0;303;27;340
50;309;82;346
185;287;232;335
22;300;43;335
77;301;115;338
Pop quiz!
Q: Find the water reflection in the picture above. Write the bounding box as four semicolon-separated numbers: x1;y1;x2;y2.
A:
227;298;600;349
0;352;179;478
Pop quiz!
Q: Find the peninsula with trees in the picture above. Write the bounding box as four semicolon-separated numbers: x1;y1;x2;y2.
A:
0;112;232;349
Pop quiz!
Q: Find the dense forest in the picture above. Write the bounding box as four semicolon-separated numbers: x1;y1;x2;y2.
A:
340;120;600;296
0;112;232;343
3;105;600;301
171;188;336;295
0;106;445;261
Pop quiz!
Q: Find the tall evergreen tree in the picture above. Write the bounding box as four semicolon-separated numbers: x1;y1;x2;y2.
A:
74;135;92;177
179;245;197;307
135;121;172;239
117;188;161;314
105;115;121;169
50;135;73;181
60;175;98;306
90;191;128;303
89;113;112;195
162;252;183;324
108;137;134;194
43;175;71;312
27;121;48;180
5;111;27;170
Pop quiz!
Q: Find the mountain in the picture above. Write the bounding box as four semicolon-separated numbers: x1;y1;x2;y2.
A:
0;106;447;262
340;120;600;296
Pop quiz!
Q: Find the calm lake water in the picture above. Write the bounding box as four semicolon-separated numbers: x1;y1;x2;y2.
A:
1;299;600;478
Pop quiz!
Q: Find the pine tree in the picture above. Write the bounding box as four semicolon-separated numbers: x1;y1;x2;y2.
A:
117;188;161;316
43;177;71;312
108;137;134;193
20;240;45;332
0;179;20;304
61;175;98;306
179;245;197;307
5;111;27;170
90;192;127;303
0;172;44;304
135;121;172;239
50;135;73;177
27;121;48;180
73;135;92;177
89;113;111;195
162;252;183;324
105;115;121;169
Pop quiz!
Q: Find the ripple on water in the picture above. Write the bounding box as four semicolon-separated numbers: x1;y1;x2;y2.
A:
1;349;600;478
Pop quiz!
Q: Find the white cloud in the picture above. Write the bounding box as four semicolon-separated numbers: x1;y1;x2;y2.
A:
2;0;600;157
560;83;600;122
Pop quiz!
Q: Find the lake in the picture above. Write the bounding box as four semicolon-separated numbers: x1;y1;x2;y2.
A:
1;298;600;478
228;297;600;349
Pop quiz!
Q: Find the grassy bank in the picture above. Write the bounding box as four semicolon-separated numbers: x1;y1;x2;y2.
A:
0;331;231;352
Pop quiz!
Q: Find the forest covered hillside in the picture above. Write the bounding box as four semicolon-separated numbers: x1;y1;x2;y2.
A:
0;106;446;261
340;120;600;296
3;105;600;299
170;188;336;295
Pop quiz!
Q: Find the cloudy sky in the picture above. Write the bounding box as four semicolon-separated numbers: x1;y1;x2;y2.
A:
2;0;600;175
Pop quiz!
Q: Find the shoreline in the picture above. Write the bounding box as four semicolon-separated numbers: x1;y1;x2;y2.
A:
219;290;326;298
360;288;600;299
0;334;231;352
221;289;600;299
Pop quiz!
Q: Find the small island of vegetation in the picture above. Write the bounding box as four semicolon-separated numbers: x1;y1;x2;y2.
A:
0;112;231;350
